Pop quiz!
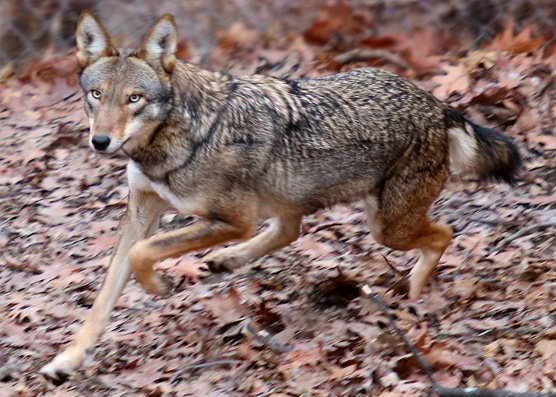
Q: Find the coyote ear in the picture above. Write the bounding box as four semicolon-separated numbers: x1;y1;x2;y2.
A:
76;11;116;69
136;15;177;73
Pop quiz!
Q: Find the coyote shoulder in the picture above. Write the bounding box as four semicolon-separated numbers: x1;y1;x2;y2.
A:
41;12;520;382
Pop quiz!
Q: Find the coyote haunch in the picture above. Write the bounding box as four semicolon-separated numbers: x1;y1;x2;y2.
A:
41;11;520;382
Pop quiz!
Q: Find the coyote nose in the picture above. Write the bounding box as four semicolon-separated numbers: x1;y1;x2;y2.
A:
92;135;110;151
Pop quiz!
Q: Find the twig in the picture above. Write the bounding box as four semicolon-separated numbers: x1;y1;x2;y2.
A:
466;217;521;227
227;286;293;354
170;359;242;383
360;284;438;388
359;284;556;397
434;388;556;397
333;49;410;70
381;253;405;277
246;323;293;354
490;222;556;254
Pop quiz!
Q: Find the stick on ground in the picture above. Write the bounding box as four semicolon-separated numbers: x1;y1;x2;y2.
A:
170;359;242;383
360;284;556;397
490;221;556;254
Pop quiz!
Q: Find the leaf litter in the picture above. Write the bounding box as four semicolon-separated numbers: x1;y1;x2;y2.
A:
1;3;556;396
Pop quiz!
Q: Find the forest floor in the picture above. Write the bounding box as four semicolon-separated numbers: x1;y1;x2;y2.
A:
1;3;556;396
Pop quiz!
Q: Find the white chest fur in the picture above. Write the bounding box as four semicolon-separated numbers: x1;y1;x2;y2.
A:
127;161;204;215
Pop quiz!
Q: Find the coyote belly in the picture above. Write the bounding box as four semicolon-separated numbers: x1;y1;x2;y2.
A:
40;11;521;383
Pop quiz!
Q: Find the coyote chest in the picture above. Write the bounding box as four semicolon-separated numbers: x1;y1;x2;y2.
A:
127;161;205;215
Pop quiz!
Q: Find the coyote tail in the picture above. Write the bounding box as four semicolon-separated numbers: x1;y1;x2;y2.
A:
445;107;521;184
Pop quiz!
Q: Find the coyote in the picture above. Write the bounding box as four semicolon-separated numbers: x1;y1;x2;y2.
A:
41;12;520;382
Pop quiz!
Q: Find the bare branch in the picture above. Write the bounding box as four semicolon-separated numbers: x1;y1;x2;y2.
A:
490;221;556;254
170;360;242;383
433;387;556;397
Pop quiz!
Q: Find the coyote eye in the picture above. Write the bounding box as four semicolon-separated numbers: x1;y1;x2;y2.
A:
91;90;101;99
129;94;141;103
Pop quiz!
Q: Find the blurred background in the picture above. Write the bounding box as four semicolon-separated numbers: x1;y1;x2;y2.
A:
2;0;556;72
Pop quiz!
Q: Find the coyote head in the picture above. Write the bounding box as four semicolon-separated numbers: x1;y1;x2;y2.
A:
76;11;177;154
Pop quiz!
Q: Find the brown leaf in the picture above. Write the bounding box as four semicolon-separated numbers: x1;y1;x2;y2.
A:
432;64;470;99
83;235;115;257
359;36;398;50
217;23;257;52
422;342;457;368
536;339;556;364
303;2;369;46
329;364;357;381
284;345;323;369
491;23;546;55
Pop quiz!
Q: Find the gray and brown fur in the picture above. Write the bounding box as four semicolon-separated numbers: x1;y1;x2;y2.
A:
41;12;520;382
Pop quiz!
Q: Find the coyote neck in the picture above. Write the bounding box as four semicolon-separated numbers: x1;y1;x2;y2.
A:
172;62;233;139
125;62;233;180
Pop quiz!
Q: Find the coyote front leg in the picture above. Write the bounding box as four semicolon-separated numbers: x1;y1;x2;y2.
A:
41;190;166;383
129;210;256;295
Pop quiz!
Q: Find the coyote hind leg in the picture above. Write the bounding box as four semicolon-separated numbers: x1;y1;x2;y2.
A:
407;221;453;298
366;163;452;298
203;212;302;272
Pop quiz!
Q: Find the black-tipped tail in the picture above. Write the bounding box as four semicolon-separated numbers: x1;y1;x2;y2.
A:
466;119;521;184
445;107;521;184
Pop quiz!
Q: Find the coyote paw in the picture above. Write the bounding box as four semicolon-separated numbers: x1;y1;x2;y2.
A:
203;251;245;273
139;274;173;296
40;353;79;385
41;365;71;385
204;259;233;273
